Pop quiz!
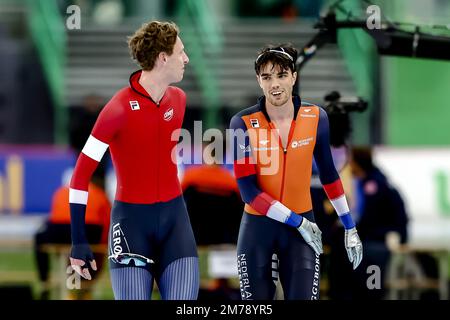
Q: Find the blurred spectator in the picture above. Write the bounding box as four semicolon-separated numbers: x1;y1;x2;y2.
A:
345;146;409;299
181;152;243;246
33;171;110;300
69;94;104;154
314;138;409;299
350;147;408;245
69;94;108;189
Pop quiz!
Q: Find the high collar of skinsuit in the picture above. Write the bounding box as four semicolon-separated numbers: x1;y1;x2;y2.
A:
256;94;302;122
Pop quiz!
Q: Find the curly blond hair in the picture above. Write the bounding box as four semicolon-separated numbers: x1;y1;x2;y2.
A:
128;21;179;71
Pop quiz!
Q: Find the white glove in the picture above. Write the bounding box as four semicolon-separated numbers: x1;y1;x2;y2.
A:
345;227;363;270
297;217;323;256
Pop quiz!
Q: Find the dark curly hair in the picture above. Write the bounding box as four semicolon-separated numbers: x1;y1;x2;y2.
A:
351;146;374;172
128;21;179;71
254;44;297;75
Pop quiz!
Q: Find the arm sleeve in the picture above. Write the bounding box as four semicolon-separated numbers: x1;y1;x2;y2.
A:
313;108;355;229
229;115;302;228
70;100;124;244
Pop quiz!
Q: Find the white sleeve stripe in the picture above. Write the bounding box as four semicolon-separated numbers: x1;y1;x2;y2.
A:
267;201;291;223
69;188;88;205
82;135;109;162
330;195;350;216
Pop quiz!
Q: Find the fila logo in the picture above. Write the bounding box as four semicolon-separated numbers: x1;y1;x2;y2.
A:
129;101;140;110
260;140;269;145
303;108;311;112
250;119;260;128
164;107;174;121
